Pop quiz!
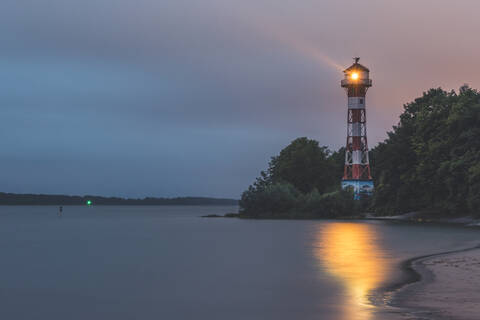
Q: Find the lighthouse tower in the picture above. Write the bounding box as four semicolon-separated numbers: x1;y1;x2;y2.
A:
340;57;374;199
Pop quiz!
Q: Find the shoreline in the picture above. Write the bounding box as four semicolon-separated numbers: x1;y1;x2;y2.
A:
213;211;480;319
215;211;480;227
382;244;480;320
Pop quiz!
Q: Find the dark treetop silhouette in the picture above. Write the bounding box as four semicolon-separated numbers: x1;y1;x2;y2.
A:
240;86;480;218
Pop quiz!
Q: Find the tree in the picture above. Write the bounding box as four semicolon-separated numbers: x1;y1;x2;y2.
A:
371;86;480;216
241;86;480;218
239;137;349;218
268;137;338;193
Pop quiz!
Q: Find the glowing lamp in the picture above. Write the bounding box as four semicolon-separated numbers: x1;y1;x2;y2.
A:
351;72;359;80
86;200;92;206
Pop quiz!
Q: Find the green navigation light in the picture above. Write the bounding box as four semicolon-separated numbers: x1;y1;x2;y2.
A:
86;200;92;206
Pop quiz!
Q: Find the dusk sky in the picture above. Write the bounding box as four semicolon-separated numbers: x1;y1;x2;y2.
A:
1;0;479;198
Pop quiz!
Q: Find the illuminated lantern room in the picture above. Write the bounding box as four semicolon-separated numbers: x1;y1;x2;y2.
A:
341;57;372;88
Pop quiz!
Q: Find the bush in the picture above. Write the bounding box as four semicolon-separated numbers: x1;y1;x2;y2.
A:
239;183;301;218
240;183;366;219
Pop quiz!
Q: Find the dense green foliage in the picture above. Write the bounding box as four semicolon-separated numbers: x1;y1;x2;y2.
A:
240;138;364;218
239;183;361;219
241;86;480;218
267;138;340;193
371;86;480;216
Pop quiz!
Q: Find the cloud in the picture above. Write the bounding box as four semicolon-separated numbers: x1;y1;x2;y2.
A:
1;0;479;197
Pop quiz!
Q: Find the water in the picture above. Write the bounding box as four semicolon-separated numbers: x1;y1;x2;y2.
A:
0;206;479;320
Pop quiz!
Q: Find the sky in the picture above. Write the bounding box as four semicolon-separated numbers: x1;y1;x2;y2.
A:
1;0;480;199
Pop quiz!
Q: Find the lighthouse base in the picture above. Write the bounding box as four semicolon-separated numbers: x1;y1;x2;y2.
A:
341;180;374;200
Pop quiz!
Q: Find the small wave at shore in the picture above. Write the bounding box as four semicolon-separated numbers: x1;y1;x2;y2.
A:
369;244;480;320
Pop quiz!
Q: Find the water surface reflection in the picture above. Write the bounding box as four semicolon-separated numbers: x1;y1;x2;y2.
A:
314;222;391;320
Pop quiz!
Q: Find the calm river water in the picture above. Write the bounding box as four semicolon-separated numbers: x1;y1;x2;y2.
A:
0;205;479;320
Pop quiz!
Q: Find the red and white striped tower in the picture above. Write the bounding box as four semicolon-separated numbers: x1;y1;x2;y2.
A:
340;57;374;199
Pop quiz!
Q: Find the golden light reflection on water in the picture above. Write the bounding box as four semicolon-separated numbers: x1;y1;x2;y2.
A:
313;222;391;320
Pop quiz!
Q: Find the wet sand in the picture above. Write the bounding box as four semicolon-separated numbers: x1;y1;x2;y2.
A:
394;247;480;320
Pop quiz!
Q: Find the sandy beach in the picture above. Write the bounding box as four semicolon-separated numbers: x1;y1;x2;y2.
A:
395;247;480;320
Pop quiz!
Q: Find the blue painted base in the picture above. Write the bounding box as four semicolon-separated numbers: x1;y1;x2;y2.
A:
341;180;374;200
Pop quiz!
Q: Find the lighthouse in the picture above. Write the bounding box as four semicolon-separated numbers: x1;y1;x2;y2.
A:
340;57;374;199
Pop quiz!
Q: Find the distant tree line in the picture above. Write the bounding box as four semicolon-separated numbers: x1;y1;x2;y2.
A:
0;193;238;206
240;86;480;218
